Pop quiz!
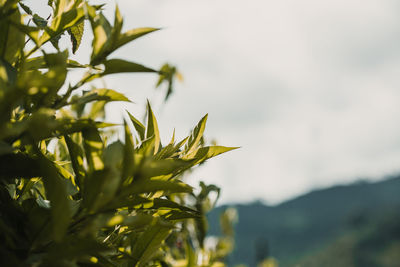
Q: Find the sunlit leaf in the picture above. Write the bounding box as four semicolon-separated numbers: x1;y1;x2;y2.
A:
115;27;159;51
127;111;145;141
145;101;160;154
82;127;104;172
70;88;131;106
185;114;208;155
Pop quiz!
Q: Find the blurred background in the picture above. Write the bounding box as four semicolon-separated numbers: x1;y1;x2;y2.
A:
101;0;400;205
30;0;400;266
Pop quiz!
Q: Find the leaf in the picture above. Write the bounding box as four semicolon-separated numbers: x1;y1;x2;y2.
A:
138;158;194;180
127;111;145;141
145;101;160;154
32;14;48;28
86;59;156;82
0;8;25;64
151;198;199;215
185;146;239;163
19;2;32;15
0;57;17;85
122;120;135;182
64;135;86;189
111;5;123;46
162;210;201;221
103;59;156;75
83;168;120;213
121;179;193;197
24;56;88;69
130;219;173;266
101;196;151;212
115;27;159;51
82;127;104;172
38;154;71;242
68;20;84;54
70;88;131;106
185;114;208;155
89;10;112;65
156;63;177;101
39;6;86;49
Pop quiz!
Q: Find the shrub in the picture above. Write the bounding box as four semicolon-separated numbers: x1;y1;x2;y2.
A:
0;1;236;266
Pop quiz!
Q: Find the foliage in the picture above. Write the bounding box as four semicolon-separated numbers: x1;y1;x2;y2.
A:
0;1;237;266
208;177;400;267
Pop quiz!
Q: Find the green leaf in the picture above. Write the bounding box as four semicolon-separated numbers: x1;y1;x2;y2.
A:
38;154;71;242
151;198;199;215
64;135;86;190
101;196;151;212
70;88;131;106
185;114;208;155
185;146;239;163
162;210;201;221
127;111;145;141
121;179;193;197
24;56;88;69
68;20;84;54
0;57;17;85
89;11;112;65
19;2;32;15
83;168;120;213
130;219;173;266
39;6;86;49
82;127;104;172
0;8;25;64
115;27;159;51
103;59;156;75
145;101;160;154
139;158;194;180
122;120;135;182
32;14;48;28
111;5;123;46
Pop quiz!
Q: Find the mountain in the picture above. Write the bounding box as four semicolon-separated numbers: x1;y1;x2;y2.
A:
207;176;400;266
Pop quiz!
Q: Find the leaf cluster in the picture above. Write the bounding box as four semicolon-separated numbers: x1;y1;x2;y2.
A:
0;1;237;266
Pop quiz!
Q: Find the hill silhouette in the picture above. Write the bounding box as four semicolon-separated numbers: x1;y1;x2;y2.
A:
207;176;400;266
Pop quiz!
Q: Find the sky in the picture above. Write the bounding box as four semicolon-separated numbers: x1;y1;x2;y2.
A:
32;0;400;204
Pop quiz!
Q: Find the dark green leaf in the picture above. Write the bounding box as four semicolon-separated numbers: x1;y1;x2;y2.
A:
103;59;156;75
68;20;84;54
32;14;47;28
130;219;173;266
38;154;71;242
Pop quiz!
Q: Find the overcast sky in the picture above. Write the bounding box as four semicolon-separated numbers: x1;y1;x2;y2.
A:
32;0;400;204
108;0;400;205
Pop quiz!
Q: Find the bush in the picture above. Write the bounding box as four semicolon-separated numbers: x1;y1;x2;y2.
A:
0;1;236;266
